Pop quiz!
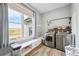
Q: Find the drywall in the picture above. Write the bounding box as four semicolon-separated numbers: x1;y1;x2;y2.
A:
41;5;71;35
71;3;79;48
35;12;42;37
47;18;70;29
24;4;42;38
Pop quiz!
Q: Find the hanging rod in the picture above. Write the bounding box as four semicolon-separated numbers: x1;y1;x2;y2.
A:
49;17;71;22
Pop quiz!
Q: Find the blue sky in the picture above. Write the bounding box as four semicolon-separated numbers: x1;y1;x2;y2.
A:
8;8;22;24
8;8;22;28
8;8;29;28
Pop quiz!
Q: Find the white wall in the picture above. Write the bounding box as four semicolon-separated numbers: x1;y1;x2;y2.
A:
48;18;70;29
71;3;79;48
41;5;71;35
35;12;42;37
25;4;42;38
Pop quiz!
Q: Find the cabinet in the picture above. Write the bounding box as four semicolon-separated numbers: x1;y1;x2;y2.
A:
56;33;65;51
20;38;42;56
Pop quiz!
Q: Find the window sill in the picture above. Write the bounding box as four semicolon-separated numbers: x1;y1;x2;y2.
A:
9;36;35;44
20;38;40;49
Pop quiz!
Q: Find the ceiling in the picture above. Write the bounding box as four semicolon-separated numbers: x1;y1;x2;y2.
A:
29;3;70;14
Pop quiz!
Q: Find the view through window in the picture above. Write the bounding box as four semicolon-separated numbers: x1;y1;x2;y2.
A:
8;8;22;40
8;4;35;43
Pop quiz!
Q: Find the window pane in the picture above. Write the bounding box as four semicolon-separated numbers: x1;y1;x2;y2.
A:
8;8;22;40
23;15;33;38
8;4;35;42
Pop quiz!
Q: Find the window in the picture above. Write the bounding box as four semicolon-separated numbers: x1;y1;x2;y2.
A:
8;8;22;40
8;4;35;43
23;15;33;38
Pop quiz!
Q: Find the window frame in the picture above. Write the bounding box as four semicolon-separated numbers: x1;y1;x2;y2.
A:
8;4;36;43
